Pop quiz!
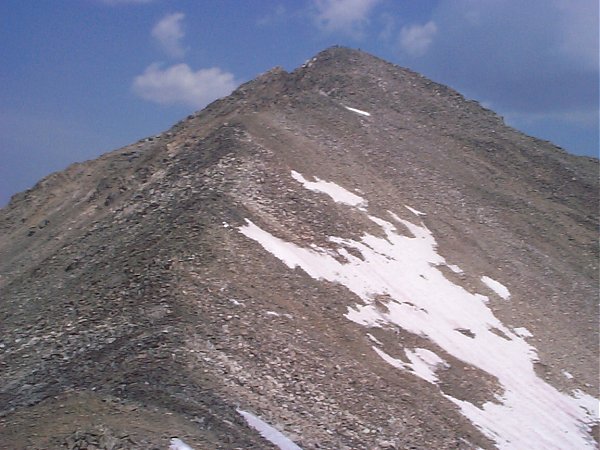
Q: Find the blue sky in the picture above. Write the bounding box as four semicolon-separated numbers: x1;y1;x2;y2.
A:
1;0;598;206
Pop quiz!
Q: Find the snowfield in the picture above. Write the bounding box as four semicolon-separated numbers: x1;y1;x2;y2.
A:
238;170;599;450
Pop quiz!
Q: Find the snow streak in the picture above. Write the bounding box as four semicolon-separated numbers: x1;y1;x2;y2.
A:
481;276;511;300
237;409;303;450
343;105;371;116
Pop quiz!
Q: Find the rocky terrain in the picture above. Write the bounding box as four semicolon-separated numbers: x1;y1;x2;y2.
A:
0;46;598;449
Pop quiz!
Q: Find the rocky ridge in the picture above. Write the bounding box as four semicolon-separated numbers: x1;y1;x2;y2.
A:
0;46;598;449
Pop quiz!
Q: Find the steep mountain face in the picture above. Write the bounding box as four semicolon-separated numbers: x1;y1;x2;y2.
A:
0;47;598;449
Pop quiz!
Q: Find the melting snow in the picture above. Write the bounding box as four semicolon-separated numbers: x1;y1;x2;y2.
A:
367;333;383;346
481;276;511;300
513;327;533;338
290;171;366;208
238;171;599;449
343;105;371;116
404;205;426;216
169;438;194;450
374;346;448;384
446;264;464;274
237;409;303;450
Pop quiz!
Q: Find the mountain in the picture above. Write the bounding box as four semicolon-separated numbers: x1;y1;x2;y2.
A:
0;46;598;449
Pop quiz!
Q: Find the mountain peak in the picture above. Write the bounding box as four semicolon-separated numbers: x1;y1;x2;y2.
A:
1;47;597;449
313;44;370;59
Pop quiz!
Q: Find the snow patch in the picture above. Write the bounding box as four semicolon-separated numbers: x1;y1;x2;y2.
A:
404;205;426;216
343;105;371;116
481;276;511;300
405;347;449;383
290;171;366;208
563;370;574;380
367;333;383;346
513;327;532;338
238;172;598;449
266;311;280;317
237;409;303;450
374;346;447;384
169;438;194;450
446;264;463;274
373;346;405;369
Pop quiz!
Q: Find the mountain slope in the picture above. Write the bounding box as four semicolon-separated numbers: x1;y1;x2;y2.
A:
1;46;598;449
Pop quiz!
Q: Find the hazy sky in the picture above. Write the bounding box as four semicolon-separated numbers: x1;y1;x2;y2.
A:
1;0;598;206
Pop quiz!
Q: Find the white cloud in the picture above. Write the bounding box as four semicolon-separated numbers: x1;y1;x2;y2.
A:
257;4;287;26
398;21;437;56
132;63;238;108
554;0;599;71
313;0;381;37
152;12;187;58
378;12;396;42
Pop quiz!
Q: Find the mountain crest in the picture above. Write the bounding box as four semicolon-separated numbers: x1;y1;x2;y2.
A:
0;47;597;449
